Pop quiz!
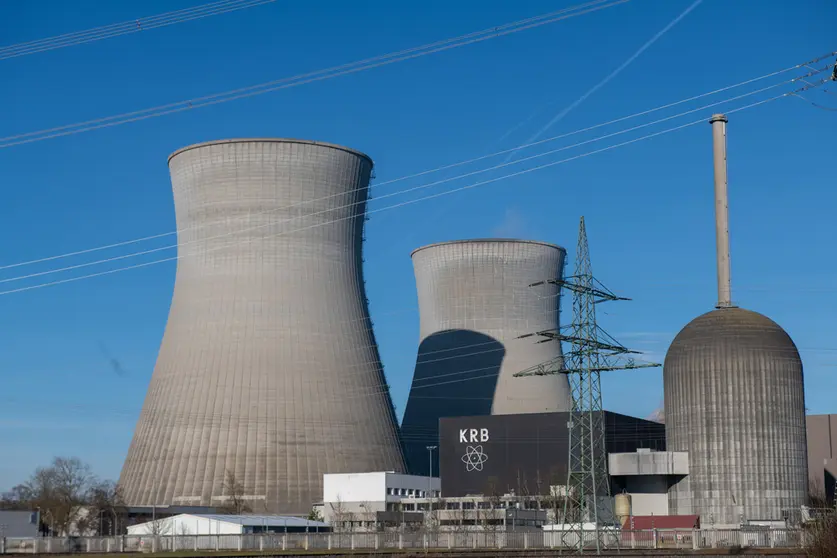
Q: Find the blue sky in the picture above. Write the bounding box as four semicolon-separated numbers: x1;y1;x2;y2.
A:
0;0;834;489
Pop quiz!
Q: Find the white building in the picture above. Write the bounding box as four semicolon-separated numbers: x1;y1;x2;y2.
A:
324;472;440;503
320;472;548;532
321;472;440;531
126;514;327;536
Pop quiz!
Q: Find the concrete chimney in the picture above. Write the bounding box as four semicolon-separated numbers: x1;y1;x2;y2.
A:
710;113;734;308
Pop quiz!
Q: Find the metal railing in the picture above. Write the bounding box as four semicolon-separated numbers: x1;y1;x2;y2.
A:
0;528;811;554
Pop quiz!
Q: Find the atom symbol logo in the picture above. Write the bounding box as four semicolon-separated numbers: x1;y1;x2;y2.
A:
461;445;488;472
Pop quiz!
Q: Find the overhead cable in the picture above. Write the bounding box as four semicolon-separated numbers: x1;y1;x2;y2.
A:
0;59;829;273
0;0;629;148
0;90;801;297
0;0;278;60
0;71;825;287
501;0;704;164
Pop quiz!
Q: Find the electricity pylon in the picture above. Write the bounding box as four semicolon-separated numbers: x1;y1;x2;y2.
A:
514;216;660;554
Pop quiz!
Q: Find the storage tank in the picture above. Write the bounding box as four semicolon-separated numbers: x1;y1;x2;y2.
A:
119;139;406;514
400;239;573;475
615;492;632;525
663;115;807;525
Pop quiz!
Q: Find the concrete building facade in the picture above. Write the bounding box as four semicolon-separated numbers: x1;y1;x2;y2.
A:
806;414;837;504
119;139;406;515
608;449;689;518
400;240;573;475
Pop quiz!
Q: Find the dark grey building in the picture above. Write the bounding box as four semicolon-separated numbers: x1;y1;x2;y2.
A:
807;414;836;504
401;240;573;477
438;411;665;497
119;139;406;515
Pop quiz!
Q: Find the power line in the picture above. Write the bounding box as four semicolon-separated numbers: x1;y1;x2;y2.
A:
0;78;802;287
0;338;820;418
2;301;830;396
502;0;704;165
792;92;837;111
0;56;830;274
0;74;826;286
0;0;278;60
0;0;629;148
1;322;829;419
0;87;816;298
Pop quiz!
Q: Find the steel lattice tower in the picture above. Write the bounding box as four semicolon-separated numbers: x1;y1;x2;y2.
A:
515;217;659;554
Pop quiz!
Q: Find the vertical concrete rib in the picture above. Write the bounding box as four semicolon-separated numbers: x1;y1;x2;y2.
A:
119;138;406;515
400;239;573;476
664;307;808;524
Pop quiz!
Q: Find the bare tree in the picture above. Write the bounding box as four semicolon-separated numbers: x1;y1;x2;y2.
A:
24;457;94;535
805;513;837;558
544;486;566;524
446;501;466;534
545;469;572;524
358;501;377;532
144;517;172;536
441;500;472;551
516;469;531;499
87;480;124;535
810;478;832;509
400;501;422;533
174;521;193;551
329;498;355;534
484;478;503;541
220;470;251;514
1;457;125;536
0;485;35;510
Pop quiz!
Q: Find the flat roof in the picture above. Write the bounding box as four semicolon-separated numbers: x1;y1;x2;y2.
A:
411;238;565;257
184;514;327;527
168;138;372;165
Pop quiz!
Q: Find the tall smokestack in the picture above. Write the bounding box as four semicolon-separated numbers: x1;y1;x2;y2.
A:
710;113;734;309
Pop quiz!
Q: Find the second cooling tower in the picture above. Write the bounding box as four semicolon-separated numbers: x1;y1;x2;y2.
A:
401;239;573;475
119;139;405;515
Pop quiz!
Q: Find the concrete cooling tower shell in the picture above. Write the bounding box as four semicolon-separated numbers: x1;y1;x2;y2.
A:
664;307;807;525
119;139;406;515
400;239;573;476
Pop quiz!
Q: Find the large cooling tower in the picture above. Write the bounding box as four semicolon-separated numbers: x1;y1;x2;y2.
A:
400;239;573;475
119;139;406;515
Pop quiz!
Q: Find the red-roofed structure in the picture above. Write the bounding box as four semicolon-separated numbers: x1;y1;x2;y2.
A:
623;515;700;530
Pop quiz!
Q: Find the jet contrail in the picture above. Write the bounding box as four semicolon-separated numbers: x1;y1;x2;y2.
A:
501;0;704;163
391;0;702;248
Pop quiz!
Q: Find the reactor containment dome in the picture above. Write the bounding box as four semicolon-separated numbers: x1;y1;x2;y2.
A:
664;307;807;524
119;138;406;515
400;239;573;476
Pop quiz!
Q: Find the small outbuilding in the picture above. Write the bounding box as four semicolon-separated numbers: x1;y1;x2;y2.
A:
0;510;40;537
126;514;328;536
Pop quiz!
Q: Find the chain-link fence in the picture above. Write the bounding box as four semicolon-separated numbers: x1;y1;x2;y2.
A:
0;528;811;554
